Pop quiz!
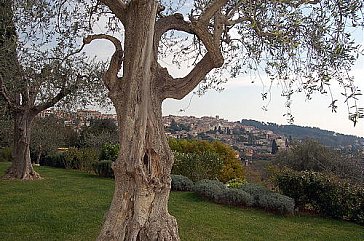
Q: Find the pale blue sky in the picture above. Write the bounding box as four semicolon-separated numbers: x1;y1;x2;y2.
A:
84;22;364;138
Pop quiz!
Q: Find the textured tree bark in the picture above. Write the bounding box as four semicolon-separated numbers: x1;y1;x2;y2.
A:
97;2;179;240
3;111;40;180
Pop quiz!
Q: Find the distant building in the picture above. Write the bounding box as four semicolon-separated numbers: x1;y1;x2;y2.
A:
77;110;102;120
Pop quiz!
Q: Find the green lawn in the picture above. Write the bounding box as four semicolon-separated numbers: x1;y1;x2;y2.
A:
0;162;363;241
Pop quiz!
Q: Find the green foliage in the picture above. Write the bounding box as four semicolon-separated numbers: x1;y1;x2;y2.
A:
171;174;194;191
226;178;247;189
0;147;12;162
0;114;12;148
193;179;229;202
274;139;363;184
172;151;223;182
169;138;245;182
31;116;66;159
80;119;118;149
64;148;99;172
271;139;278;154
41;152;66;168
100;143;119;161
168;119;190;133
240;183;295;215
275;169;364;224
193;179;254;207
93;160;114;178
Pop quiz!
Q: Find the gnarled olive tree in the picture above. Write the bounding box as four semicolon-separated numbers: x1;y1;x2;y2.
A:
0;0;105;180
79;0;363;240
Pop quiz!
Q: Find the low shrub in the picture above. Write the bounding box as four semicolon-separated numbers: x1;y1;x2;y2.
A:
239;183;270;198
194;179;253;207
240;183;295;215
171;175;194;191
219;188;254;207
41;152;66;168
0;147;12;162
93;160;114;178
255;192;295;215
275;169;364;224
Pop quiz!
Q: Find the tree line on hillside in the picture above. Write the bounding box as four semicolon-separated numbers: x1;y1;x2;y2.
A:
241;119;364;149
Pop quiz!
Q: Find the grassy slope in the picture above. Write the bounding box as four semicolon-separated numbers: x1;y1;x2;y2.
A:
0;162;363;241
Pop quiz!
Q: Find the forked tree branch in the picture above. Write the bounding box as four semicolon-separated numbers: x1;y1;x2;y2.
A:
198;0;229;23
100;0;128;23
84;34;124;91
154;13;194;51
161;53;221;100
155;3;228;100
32;83;74;115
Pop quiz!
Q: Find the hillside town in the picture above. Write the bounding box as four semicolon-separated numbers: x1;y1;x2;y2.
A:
39;109;291;160
163;115;289;159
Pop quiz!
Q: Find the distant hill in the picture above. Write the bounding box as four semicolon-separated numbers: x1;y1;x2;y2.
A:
240;119;364;149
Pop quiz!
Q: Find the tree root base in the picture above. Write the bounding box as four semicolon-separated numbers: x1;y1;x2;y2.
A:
2;169;42;180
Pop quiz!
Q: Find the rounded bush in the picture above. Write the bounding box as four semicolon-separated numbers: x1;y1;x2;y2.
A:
171;175;194;191
240;183;295;215
194;179;253;207
41;153;66;168
94;160;114;178
219;188;254;207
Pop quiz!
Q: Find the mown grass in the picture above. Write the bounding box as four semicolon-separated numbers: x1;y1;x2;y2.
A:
0;162;363;241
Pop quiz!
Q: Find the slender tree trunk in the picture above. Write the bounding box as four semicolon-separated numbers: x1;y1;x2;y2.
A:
34;145;42;165
97;2;179;240
3;111;40;180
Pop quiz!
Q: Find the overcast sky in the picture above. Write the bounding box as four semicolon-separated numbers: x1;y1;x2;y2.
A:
161;58;364;137
84;24;364;138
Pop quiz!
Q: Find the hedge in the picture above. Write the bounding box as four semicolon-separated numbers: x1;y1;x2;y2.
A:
239;183;295;215
275;169;364;224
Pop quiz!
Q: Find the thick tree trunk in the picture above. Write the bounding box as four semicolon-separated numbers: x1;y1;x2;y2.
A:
3;111;40;180
97;2;179;240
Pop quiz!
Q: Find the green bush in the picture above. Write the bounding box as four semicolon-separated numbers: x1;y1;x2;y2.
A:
169;138;245;183
172;151;223;182
93;160;114;178
256;192;295;215
219;188;254;207
41;152;66;168
100;143;119;161
171;175;194;191
64;148;98;172
0;147;12;162
273;139;362;184
275;169;364;224
193;179;226;202
240;183;271;200
240;183;295;215
194;179;253;207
